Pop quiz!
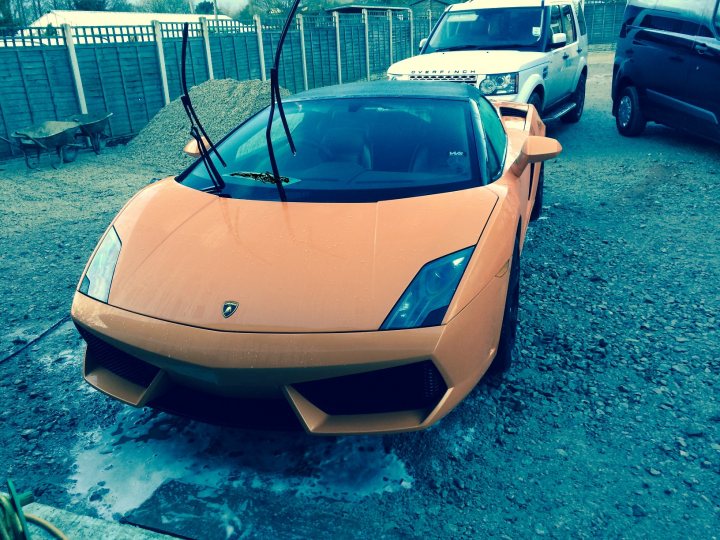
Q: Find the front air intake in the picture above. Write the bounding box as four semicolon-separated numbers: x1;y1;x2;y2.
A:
77;326;159;388
292;360;447;416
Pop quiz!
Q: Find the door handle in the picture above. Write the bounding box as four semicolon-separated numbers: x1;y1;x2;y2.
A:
563;53;570;60
694;43;710;55
577;47;583;54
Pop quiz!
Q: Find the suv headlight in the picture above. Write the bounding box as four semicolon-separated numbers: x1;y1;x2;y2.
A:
79;226;121;303
479;72;518;96
381;246;475;330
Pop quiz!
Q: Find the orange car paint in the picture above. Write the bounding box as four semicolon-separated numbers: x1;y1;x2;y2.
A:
71;101;561;435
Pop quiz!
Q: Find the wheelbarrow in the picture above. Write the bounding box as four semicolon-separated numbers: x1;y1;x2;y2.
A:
65;112;113;154
1;120;81;169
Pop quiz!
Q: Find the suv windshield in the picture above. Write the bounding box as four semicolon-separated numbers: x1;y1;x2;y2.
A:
179;97;481;203
425;8;545;53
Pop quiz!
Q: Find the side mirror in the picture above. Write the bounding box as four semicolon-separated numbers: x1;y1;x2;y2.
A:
183;137;209;158
419;37;427;50
551;32;567;48
511;136;562;176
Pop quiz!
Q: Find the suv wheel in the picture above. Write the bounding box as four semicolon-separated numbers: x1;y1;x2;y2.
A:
562;73;586;124
616;86;646;137
527;92;543;117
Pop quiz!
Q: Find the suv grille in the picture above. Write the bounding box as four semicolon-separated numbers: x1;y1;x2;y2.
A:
409;74;478;84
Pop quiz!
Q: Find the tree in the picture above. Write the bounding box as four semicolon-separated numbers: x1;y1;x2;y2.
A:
72;0;108;9
195;0;214;14
0;0;14;27
142;0;190;13
244;0;295;15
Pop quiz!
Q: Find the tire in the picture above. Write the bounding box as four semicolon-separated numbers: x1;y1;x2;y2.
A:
61;145;79;163
561;72;586;124
490;235;520;374
616;86;646;137
530;164;544;222
527;92;543;118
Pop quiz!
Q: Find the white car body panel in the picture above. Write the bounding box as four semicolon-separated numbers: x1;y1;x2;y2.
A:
387;0;589;113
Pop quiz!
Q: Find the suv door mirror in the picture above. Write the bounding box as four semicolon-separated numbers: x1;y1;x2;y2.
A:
511;136;562;175
419;38;427;50
551;32;567;48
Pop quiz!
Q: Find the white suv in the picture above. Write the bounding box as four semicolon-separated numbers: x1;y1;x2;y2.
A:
388;0;589;122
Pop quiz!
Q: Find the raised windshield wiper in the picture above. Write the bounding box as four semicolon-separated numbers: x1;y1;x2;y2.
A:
265;0;302;203
180;23;226;194
230;171;290;184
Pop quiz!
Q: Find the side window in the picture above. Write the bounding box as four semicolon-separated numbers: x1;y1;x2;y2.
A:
549;6;563;36
639;13;700;36
619;6;642;38
474;98;507;180
576;3;587;36
561;5;577;43
697;25;714;38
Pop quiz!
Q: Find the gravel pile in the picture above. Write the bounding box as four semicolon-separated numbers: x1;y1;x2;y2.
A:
126;79;290;172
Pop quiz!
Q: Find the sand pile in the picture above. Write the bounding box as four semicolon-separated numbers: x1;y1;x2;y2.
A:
127;79;290;171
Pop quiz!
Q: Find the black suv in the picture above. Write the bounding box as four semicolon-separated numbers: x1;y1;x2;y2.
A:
612;0;720;142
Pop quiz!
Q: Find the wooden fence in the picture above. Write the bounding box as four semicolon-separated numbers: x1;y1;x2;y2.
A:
0;4;626;158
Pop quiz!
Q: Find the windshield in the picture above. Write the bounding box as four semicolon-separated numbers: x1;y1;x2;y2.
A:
425;8;545;52
179;97;481;203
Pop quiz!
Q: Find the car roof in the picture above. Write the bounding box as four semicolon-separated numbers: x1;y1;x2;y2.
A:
449;0;574;10
289;80;483;102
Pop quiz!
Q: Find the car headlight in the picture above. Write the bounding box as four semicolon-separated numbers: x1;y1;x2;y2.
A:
79;226;121;303
381;246;475;330
479;72;518;96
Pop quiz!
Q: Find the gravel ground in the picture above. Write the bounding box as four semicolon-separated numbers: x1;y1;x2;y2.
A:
0;55;718;539
127;78;289;172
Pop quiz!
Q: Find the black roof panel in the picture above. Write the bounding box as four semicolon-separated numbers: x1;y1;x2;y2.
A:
289;80;482;102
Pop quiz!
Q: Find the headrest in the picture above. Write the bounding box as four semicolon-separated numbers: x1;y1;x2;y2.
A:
321;128;366;159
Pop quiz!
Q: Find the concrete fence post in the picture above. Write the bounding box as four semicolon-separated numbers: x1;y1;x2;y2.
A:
298;15;309;91
254;15;267;81
63;23;88;114
387;10;393;65
152;21;170;105
333;12;342;84
362;9;370;81
409;10;415;57
200;17;214;80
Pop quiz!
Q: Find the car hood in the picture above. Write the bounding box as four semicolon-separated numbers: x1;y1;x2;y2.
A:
107;179;497;333
389;50;548;77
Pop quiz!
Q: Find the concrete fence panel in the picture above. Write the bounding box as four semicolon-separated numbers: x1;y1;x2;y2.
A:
0;30;79;156
303;16;338;89
339;14;366;84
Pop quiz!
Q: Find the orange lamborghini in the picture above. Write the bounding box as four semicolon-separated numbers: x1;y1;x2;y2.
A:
71;81;561;435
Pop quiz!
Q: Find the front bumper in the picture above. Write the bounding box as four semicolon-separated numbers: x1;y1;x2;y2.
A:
71;276;506;434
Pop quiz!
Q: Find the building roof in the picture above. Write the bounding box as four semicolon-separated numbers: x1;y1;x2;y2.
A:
30;10;231;28
408;0;452;6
